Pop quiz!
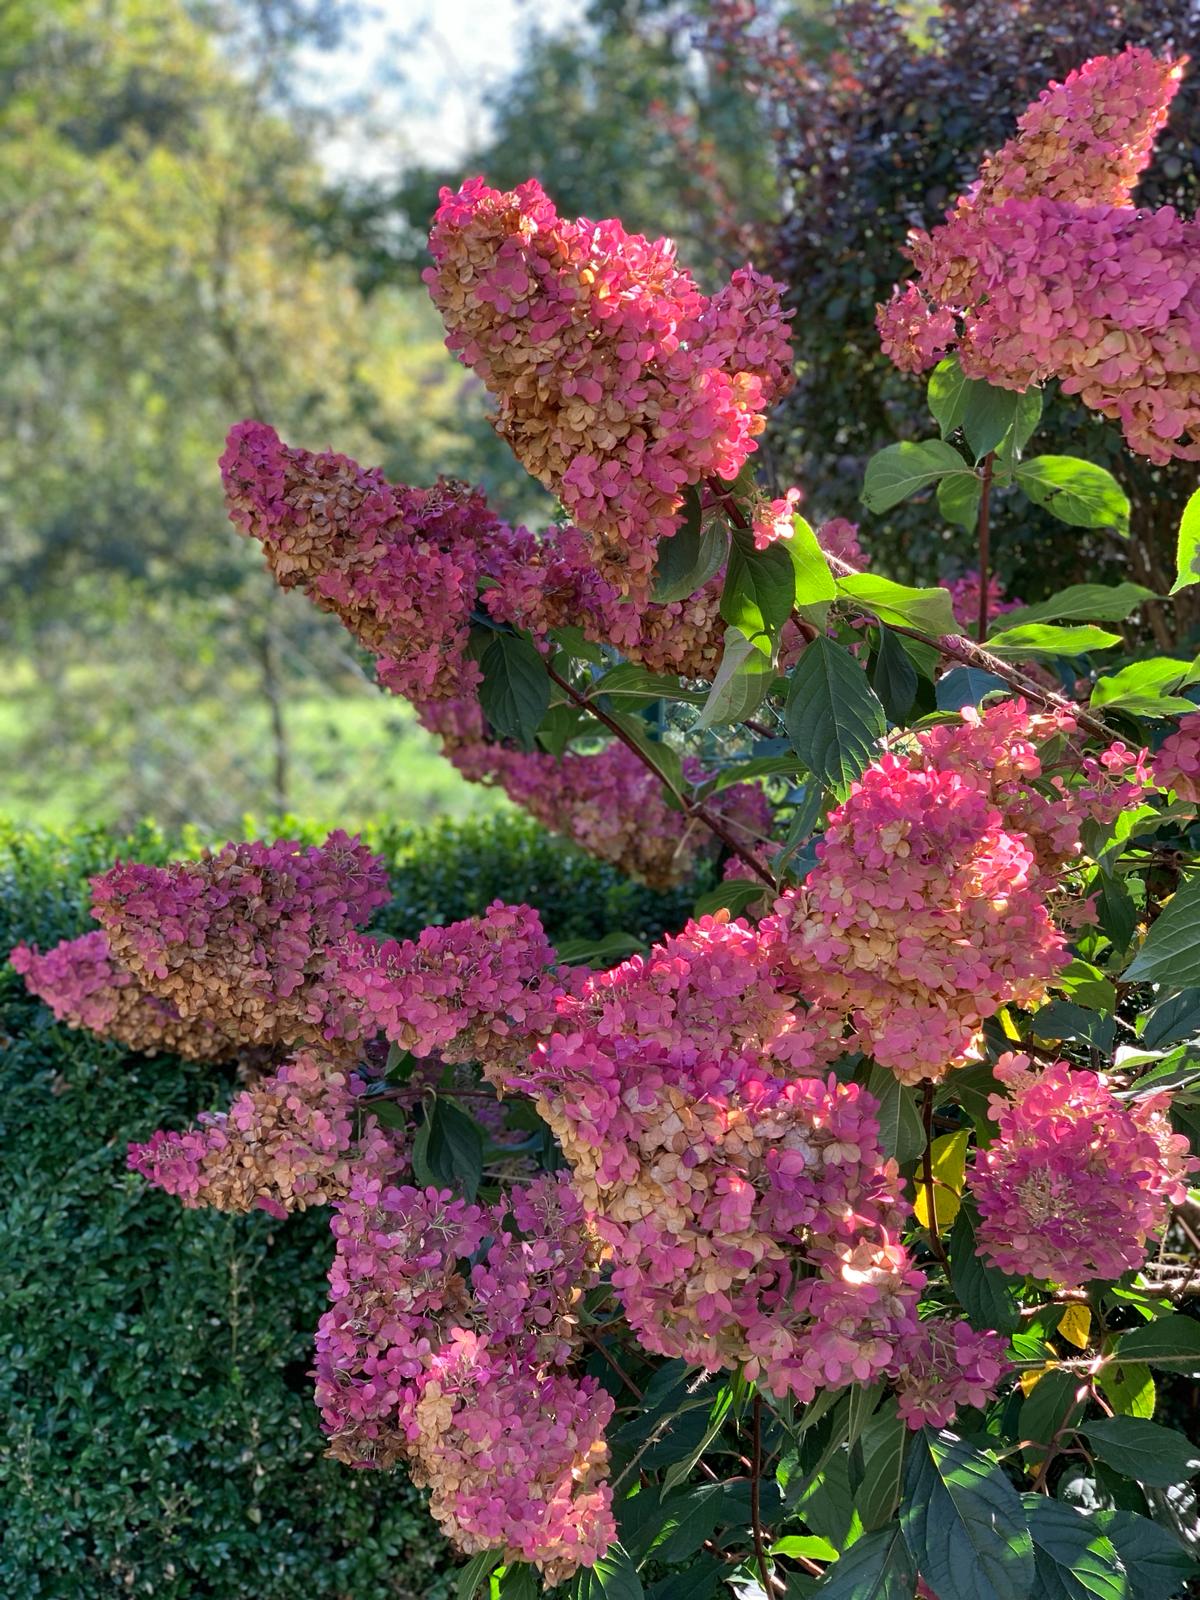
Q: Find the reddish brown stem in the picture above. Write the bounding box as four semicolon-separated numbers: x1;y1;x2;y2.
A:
546;661;779;890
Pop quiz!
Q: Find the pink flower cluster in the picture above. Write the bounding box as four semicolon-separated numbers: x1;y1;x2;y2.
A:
973;1053;1196;1288
766;702;1073;1082
1154;710;1200;801
338;900;566;1076
515;1037;923;1401
943;570;1021;633
891;1319;1010;1429
421;697;773;889
90;832;390;1052
816;517;867;569
127;1050;405;1218
314;1176;614;1582
10;930;241;1062
425;176;793;591
878;50;1200;465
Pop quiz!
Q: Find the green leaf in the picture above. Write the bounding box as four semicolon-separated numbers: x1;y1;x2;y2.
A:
570;1543;644;1599
837;573;959;635
652;494;728;603
708;753;805;791
863;1064;925;1164
1091;658;1200;715
456;1551;502;1600
1000;583;1155;629
492;1566;538;1600
900;1428;1034;1600
478;632;551;744
693;879;769;920
962;385;1022;461
1116;1315;1200;1377
411;1098;484;1201
938;469;982;532
645;1562;722;1600
784;637;886;797
555;931;646;967
646;1484;726;1564
1097;1361;1156;1420
1170;487;1200;595
871;625;919;723
787;514;838;604
856;1398;906;1531
721;538;796;647
661;1382;735;1493
1016;456;1130;535
861;439;973;513
1141;990;1200;1048
1124;876;1200;987
994;388;1044;476
1092;872;1137;953
590;663;709;708
1093;1509;1198;1600
948;1207;1021;1336
1081;1418;1200;1487
985;623;1122;658
697;628;774;729
928;357;973;438
813;1524;915;1598
772;1536;839;1562
607;712;686;800
1023;1498;1127;1600
937;666;1008;709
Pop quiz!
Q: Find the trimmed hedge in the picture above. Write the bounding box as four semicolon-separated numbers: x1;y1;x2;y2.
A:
0;816;697;1599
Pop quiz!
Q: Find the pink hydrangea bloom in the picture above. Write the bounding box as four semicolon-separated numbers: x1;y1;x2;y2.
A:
10;930;241;1061
127;1050;405;1216
425;176;792;592
314;1176;614;1581
338;900;566;1075
943;570;1021;633
891;1319;1009;1429
878;50;1200;464
973;1053;1197;1288
816;517;867;568
90;832;390;1052
1154;710;1200;801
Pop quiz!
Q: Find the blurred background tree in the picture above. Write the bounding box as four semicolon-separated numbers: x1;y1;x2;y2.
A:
4;0;1198;834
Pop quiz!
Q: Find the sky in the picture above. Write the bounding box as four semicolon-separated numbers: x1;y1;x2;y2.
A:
301;0;584;177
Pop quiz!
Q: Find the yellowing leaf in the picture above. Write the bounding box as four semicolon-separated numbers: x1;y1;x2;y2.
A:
1058;1306;1092;1350
1020;1363;1054;1397
913;1129;970;1230
998;1007;1021;1042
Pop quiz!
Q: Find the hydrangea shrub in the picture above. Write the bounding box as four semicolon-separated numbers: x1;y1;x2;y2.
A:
13;49;1200;1600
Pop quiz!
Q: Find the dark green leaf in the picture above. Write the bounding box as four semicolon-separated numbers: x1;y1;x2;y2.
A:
693;880;769;920
872;626;918;722
569;1543;644;1599
1116;1316;1200;1377
837;573;959;635
1023;1498;1126;1600
1124;876;1200;987
1081;1418;1200;1487
1021;1371;1087;1473
555;932;646;966
708;754;805;792
478;632;551;744
590;663;709;708
1092;873;1136;953
861;439;973;513
652;497;728;603
411;1098;484;1201
1016;457;1130;535
1170;487;1200;596
647;1484;727;1564
456;1551;502;1600
962;385;1021;461
938;469;982;532
1093;1509;1197;1600
784;637;886;797
813;1524;915;1599
646;1559;723;1600
994;388;1044;475
863;1065;925;1164
900;1428;1034;1600
857;1398;906;1531
1141;990;1200;1049
661;1382;735;1492
492;1565;538;1600
936;666;1008;709
949;1208;1021;1335
607;712;686;800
